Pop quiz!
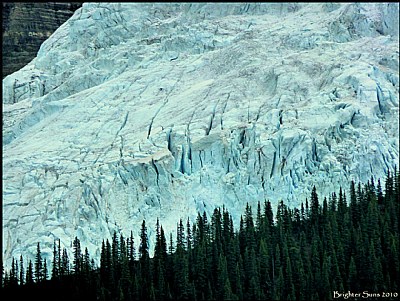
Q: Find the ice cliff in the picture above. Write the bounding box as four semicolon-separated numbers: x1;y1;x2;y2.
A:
2;3;399;266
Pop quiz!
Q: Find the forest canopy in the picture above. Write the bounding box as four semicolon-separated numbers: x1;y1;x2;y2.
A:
2;169;399;301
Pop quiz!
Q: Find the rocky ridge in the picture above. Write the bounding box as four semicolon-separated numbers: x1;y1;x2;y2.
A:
2;2;82;78
2;3;399;266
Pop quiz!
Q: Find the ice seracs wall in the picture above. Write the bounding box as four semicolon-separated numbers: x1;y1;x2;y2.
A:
2;3;399;266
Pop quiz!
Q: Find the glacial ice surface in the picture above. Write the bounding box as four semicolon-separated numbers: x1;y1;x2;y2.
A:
2;2;399;266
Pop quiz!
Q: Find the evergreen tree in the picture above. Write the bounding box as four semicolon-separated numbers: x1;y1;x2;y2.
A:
57;239;62;278
139;220;150;299
119;239;131;301
52;239;59;279
259;238;272;299
73;236;82;276
320;252;331;300
43;259;48;281
19;255;24;286
112;231;121;285
105;238;115;294
128;230;136;276
310;185;319;225
61;247;70;277
347;256;357;291
244;203;256;252
35;242;42;283
10;257;18;287
186;218;194;283
26;260;34;285
174;219;189;299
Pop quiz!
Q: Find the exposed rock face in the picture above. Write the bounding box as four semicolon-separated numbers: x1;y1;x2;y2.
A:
2;3;399;266
2;2;82;78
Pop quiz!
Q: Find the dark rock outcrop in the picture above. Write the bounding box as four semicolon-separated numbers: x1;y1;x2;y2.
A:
2;2;82;78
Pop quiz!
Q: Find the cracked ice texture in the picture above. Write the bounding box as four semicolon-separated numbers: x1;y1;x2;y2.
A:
2;2;399;266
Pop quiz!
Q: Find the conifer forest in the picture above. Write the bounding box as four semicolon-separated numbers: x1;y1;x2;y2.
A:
2;170;399;300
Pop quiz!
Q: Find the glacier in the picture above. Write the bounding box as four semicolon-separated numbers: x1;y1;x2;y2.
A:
2;2;399;267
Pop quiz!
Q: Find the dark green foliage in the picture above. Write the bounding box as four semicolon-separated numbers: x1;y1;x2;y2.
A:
19;255;24;286
3;169;399;300
34;242;42;283
26;260;34;285
139;220;151;299
73;236;82;276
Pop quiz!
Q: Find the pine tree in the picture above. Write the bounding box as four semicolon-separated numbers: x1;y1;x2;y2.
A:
347;256;357;291
62;248;70;276
19;255;24;286
239;215;246;256
73;236;82;276
119;239;131;301
385;170;394;200
10;257;18;287
244;203;256;252
186;217;194;283
112;231;121;285
256;200;263;244
43;259;48;281
26;260;34;285
258;238;272;299
216;254;232;300
153;219;168;300
274;267;284;300
222;207;233;256
310;185;319;225
105;238;115;293
349;180;360;228
35;242;42;283
174;219;189;299
57;239;62;278
82;247;92;286
132;272;140;301
128;230;136;276
160;226;168;265
139;220;150;299
52;239;59;279
310;236;321;297
320;252;331;300
329;192;337;212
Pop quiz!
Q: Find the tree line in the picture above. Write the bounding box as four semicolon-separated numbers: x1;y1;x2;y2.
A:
2;169;399;300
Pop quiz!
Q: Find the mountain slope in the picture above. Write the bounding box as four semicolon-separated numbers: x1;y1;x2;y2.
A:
2;2;82;78
2;2;399;265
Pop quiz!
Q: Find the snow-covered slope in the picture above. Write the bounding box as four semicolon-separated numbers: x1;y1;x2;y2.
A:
2;3;399;266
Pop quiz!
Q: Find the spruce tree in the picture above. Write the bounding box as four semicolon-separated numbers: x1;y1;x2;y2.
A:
19;255;24;286
139;220;150;299
26;260;34;285
119;239;131;300
73;236;82;276
52;239;59;279
35;242;42;283
310;185;319;225
10;257;18;287
43;259;48;281
128;230;136;276
174;219;189;299
111;231;121;285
